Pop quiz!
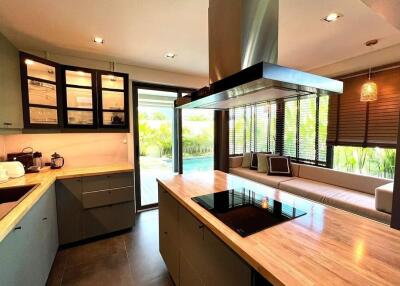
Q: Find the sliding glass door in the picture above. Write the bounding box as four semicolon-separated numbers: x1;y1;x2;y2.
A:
133;83;195;210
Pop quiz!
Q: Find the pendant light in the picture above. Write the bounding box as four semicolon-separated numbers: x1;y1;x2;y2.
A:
360;39;378;102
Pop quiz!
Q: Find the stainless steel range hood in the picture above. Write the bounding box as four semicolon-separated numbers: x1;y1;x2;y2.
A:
175;0;343;109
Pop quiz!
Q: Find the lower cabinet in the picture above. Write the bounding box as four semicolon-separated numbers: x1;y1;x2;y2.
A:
0;184;59;286
56;172;135;245
158;185;252;286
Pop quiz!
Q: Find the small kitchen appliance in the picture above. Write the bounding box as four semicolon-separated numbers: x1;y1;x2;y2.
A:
0;161;25;178
192;188;307;237
50;152;64;169
7;147;34;171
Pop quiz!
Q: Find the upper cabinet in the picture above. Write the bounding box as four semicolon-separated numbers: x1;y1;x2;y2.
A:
62;67;97;128
20;53;62;128
0;34;23;131
19;53;130;132
97;71;129;129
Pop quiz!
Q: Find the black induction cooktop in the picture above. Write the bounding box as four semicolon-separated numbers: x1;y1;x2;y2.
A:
192;188;307;237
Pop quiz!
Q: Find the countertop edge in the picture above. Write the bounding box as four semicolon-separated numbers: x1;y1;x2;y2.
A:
0;164;134;243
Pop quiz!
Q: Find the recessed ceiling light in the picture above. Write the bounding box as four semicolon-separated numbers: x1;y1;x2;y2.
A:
322;12;343;22
93;37;104;44
164;52;177;59
25;59;34;65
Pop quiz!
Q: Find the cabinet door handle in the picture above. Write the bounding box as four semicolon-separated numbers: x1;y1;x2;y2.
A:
3;122;12;127
42;217;48;221
198;224;204;229
164;231;168;235
14;226;22;230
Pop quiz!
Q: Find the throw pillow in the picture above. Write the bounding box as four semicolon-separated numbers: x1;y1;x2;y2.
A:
257;153;269;173
267;156;292;176
241;152;251;168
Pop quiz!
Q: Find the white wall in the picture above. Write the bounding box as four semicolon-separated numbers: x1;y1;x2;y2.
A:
2;50;208;167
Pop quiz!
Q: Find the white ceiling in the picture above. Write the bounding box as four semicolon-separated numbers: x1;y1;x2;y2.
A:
1;0;400;77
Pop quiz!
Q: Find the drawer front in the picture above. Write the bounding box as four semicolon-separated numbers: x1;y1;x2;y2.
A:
82;202;134;239
82;186;134;209
82;175;109;192
108;172;134;189
82;172;133;192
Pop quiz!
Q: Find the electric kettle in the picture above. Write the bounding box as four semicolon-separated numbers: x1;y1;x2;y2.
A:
50;152;64;169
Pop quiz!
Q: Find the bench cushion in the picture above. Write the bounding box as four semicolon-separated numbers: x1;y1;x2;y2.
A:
375;183;393;214
229;167;296;188
298;164;392;195
279;178;391;224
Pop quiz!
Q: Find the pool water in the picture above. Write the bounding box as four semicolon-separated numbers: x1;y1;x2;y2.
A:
183;156;214;172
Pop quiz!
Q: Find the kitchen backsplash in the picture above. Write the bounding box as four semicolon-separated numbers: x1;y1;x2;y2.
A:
2;133;129;168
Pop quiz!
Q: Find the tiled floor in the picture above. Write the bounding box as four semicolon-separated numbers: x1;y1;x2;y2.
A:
46;209;174;286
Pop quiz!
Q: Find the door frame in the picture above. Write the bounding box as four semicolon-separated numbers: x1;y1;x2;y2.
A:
132;81;195;211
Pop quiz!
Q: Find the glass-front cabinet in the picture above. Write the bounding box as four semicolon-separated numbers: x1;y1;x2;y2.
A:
62;67;97;128
20;53;61;127
19;53;129;131
97;71;129;128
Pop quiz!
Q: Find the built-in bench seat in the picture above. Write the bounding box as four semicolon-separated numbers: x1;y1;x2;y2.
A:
229;156;393;224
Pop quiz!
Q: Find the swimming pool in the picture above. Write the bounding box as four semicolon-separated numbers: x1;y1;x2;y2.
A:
183;156;214;172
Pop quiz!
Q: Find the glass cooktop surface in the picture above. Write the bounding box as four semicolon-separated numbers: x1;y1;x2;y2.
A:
192;188;307;237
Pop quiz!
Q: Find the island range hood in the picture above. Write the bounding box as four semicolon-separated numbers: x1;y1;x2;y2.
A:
175;0;343;109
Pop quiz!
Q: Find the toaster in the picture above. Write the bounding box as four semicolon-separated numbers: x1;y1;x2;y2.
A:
0;161;26;178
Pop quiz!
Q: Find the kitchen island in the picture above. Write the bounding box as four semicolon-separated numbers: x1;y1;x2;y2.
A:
157;170;400;286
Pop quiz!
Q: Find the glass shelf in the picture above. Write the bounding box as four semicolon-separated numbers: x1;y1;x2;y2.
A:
66;87;93;109
102;111;125;126
102;90;124;110
27;60;56;82
65;70;92;87
29;107;58;124
67;110;93;125
28;80;57;106
101;74;124;90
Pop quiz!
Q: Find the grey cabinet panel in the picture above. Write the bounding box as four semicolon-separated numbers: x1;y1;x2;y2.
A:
107;172;134;188
204;228;251;286
82;186;134;209
82;174;110;192
178;205;207;282
82;172;133;192
56;178;83;244
57;172;135;245
82;201;134;239
158;186;180;285
0;32;23;131
179;253;204;286
0;183;58;286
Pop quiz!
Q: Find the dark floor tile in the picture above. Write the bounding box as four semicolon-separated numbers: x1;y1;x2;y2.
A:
46;251;68;286
48;210;173;286
62;252;133;286
64;235;126;268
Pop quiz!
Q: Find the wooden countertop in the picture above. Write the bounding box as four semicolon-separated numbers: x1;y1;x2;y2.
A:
0;163;133;242
157;170;400;286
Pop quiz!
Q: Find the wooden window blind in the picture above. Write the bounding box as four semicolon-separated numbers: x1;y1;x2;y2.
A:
327;66;400;148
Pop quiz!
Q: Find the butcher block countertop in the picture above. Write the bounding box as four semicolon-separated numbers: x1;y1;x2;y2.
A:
157;170;400;286
0;163;133;242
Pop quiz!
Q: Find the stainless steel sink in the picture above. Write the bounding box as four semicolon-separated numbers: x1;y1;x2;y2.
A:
0;185;38;204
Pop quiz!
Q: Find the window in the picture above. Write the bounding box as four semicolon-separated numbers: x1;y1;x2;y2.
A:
283;95;329;166
229;102;276;155
333;146;396;179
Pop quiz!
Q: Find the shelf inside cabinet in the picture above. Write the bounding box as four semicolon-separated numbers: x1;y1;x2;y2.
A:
21;53;61;128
